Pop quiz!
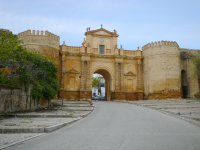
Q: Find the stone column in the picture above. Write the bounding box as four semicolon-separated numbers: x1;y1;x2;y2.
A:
115;62;119;91
120;63;124;91
81;60;85;90
137;59;142;90
86;61;90;89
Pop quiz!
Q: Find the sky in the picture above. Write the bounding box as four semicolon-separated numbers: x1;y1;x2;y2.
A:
0;0;200;50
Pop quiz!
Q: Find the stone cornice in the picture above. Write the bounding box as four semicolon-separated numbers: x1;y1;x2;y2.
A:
91;34;118;38
124;71;136;76
66;68;80;74
85;28;119;37
62;51;143;59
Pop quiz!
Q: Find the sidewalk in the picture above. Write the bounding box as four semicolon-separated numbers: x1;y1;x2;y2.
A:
0;100;94;149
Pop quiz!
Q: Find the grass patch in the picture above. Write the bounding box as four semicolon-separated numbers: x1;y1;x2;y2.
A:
195;98;200;101
4;123;20;126
21;121;32;123
68;110;75;116
22;117;31;120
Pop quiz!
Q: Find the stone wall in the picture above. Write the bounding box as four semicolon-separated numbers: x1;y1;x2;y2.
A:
18;29;61;93
180;49;199;97
18;29;60;50
18;27;200;101
142;41;181;99
18;30;60;80
0;84;48;113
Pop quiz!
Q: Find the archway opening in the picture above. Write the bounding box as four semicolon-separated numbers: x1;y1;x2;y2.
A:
92;74;105;100
92;69;112;101
181;70;188;98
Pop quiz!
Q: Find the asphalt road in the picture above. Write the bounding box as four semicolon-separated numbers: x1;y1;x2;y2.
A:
5;101;200;150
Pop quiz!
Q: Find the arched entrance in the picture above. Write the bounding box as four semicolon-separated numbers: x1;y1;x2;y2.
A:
181;70;188;98
92;69;112;101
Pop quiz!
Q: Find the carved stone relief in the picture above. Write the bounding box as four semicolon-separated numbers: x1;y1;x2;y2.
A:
69;62;76;68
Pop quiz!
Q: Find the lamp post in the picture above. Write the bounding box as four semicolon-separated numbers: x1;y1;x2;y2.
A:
188;76;190;98
62;70;66;106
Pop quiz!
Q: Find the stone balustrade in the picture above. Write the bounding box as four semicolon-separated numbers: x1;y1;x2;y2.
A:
65;46;80;53
123;50;136;56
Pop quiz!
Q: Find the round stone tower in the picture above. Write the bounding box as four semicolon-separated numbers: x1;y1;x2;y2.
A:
142;40;181;99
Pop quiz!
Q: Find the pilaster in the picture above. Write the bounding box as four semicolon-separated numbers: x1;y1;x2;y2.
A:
115;62;119;91
86;61;90;89
120;62;124;91
80;60;85;90
137;59;142;90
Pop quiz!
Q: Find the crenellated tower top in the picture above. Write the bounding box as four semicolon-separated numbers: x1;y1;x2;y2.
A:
18;29;60;41
142;40;179;51
18;29;60;50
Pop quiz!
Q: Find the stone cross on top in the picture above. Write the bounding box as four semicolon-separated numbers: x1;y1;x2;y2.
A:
101;24;103;28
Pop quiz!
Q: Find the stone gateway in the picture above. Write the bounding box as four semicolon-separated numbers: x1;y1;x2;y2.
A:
17;26;199;101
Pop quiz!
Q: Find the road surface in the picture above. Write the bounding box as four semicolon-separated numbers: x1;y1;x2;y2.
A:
5;101;200;150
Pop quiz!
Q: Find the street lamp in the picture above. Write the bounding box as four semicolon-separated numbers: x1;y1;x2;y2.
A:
62;70;66;106
188;76;190;98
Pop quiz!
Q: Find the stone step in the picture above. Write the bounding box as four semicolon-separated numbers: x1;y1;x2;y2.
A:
62;107;94;111
150;106;200;109
142;103;200;106
52;101;91;106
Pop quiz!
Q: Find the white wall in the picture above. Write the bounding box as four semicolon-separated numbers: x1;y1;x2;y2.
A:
92;87;105;96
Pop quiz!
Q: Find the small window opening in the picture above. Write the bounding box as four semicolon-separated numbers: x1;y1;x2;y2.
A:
99;45;104;54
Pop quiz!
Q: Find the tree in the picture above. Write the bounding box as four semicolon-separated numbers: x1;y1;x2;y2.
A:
0;30;59;106
0;30;24;63
92;75;104;96
92;75;103;89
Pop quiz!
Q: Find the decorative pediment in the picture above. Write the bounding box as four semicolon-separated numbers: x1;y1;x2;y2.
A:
85;28;119;37
124;71;136;76
66;68;80;74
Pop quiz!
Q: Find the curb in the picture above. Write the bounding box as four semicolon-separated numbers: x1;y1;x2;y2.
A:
0;127;44;133
0;114;88;118
0;109;94;134
0;107;94;118
44;109;94;133
0;133;44;150
63;105;93;107
184;115;200;121
80;108;93;117
44;118;80;133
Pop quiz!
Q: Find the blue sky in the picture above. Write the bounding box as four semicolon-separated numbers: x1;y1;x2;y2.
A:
1;0;200;50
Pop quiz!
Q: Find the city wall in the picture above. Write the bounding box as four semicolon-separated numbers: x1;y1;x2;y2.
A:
180;49;199;97
17;28;200;101
18;29;61;84
142;41;181;99
0;84;48;113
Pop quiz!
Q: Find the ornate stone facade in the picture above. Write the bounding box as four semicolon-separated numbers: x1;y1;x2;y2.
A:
17;26;200;100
